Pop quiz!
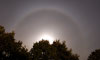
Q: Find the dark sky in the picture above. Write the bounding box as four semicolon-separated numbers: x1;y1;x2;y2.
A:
0;0;100;60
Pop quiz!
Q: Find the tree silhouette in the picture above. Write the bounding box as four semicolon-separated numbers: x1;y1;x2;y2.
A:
88;49;100;60
0;25;30;60
0;25;79;60
52;40;79;60
30;40;56;60
30;40;79;60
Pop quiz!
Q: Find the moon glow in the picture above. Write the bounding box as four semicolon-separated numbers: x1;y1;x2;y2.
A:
40;34;54;44
15;9;81;51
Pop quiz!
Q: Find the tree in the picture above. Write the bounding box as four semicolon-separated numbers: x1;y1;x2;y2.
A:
52;40;79;60
0;25;79;60
0;25;30;60
30;40;79;60
88;49;100;60
30;40;57;60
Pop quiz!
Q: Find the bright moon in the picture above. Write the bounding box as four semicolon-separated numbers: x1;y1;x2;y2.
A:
40;34;54;44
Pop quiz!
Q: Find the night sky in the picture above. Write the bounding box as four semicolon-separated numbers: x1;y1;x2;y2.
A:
0;0;100;60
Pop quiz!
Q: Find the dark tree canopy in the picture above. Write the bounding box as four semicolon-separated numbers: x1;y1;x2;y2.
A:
30;40;79;60
0;25;79;60
88;49;100;60
0;25;30;60
30;40;56;60
52;40;79;60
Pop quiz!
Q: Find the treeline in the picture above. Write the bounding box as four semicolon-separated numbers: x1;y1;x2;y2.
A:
0;25;100;60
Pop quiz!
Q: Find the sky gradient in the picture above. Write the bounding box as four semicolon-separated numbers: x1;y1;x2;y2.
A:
0;0;100;60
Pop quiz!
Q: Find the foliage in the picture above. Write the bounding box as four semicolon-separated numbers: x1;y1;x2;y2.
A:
0;25;30;60
52;40;79;60
88;49;100;60
30;40;56;60
0;25;79;60
30;40;79;60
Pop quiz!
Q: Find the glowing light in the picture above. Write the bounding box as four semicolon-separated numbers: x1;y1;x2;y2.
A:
40;34;54;44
